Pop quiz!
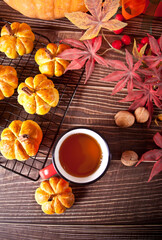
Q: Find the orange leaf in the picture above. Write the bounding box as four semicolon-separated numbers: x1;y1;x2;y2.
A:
65;12;95;30
65;0;128;40
155;114;162;126
79;25;101;41
102;19;127;31
122;0;146;20
84;0;102;20
102;0;120;21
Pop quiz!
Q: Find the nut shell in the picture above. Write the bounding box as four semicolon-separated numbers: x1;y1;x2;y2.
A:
114;111;135;128
121;150;138;166
134;107;149;123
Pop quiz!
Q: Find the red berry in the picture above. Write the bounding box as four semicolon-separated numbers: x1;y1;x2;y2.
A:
141;37;149;45
137;43;144;52
121;35;131;45
112;40;122;50
113;28;124;35
157;37;160;45
115;13;125;21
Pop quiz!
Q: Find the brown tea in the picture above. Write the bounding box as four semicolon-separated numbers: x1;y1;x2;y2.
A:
59;133;102;178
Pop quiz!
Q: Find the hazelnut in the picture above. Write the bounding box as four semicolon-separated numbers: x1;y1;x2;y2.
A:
134;107;149;123
114;111;135;128
121;150;138;166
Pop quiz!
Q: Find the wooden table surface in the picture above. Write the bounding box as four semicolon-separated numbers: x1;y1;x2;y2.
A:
0;1;162;239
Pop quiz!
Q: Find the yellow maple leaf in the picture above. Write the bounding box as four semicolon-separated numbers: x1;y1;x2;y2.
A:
155;114;162;126
65;0;127;40
132;38;147;59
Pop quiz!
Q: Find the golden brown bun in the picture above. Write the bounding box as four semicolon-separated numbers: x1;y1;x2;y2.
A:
0;65;18;100
18;74;59;115
35;177;75;214
0;22;35;59
35;43;70;77
0;120;43;161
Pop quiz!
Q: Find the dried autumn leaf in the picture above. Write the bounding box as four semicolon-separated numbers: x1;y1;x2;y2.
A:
58;36;108;83
121;0;146;20
65;0;127;40
143;34;162;68
132;38;147;59
155;114;162;126
120;81;162;127
136;132;162;182
138;66;162;86
100;49;142;94
154;132;162;149
148;159;162;182
121;80;162;127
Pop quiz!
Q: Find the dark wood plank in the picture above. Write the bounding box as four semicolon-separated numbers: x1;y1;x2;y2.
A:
0;223;162;240
0;152;162;225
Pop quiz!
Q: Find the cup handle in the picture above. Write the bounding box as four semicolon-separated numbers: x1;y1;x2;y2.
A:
39;164;57;179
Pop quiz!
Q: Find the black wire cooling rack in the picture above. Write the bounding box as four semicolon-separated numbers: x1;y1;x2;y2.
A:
0;19;84;181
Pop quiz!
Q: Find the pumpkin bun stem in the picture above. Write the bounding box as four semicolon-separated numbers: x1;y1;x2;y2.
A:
18;134;29;142
45;48;53;59
48;194;55;201
5;23;14;36
22;86;34;96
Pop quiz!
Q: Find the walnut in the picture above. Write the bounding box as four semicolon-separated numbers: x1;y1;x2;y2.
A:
121;150;138;166
114;111;135;128
134;107;149;123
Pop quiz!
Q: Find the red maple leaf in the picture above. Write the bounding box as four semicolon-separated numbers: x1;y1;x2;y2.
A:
120;80;162;126
57;36;108;83
143;34;162;68
100;49;142;94
138;66;162;86
136;132;162;182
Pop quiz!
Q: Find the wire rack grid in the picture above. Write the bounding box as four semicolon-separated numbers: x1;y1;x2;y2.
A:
0;19;84;181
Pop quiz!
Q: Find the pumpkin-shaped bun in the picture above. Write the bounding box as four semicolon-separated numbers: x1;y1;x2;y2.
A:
0;120;43;161
0;22;35;59
18;74;59;115
35;177;75;214
3;0;87;20
0;65;18;100
35;43;70;77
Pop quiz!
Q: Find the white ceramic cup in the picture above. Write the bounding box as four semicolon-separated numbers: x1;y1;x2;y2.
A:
39;128;111;184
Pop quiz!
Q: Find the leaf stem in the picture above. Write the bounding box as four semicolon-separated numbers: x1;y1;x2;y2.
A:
99;48;114;56
142;160;157;163
101;30;126;56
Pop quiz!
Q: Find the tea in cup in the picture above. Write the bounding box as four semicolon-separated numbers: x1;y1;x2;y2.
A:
39;128;110;184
